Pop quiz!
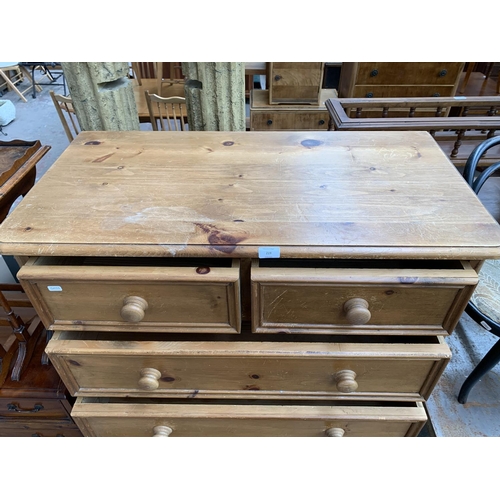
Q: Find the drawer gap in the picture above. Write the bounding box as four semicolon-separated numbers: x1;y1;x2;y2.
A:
53;329;442;344
258;259;466;270
31;256;234;268
79;397;419;408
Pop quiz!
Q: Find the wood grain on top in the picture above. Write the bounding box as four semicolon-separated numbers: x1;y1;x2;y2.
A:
0;130;499;259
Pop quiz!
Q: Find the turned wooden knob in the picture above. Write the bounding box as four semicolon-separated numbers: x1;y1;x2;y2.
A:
153;425;173;437
326;428;345;437
121;296;148;322
138;368;162;390
334;369;358;393
343;298;371;325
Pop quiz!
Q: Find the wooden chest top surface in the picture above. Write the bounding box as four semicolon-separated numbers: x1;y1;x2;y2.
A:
0;130;499;259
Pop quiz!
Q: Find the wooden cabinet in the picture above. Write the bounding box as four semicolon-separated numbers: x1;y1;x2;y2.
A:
250;89;336;131
2;130;500;437
0;330;82;437
339;62;465;99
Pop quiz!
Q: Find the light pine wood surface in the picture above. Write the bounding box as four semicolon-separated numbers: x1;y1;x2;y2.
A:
72;398;427;437
46;331;450;400
1;131;500;259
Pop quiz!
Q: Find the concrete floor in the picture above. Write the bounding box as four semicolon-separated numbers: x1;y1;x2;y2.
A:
1;69;499;437
0;72;71;181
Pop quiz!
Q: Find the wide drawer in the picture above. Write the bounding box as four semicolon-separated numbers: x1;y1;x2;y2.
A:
251;111;330;130
354;62;463;85
351;84;456;98
0;397;68;419
46;331;450;401
0;419;83;437
72;398;427;437
251;259;477;334
18;257;241;334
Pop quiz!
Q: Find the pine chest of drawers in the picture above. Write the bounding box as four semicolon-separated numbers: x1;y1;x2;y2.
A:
338;62;465;99
1;130;499;437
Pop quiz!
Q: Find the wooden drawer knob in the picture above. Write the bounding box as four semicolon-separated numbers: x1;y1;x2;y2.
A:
326;428;345;437
343;298;371;325
138;368;162;390
334;369;358;393
121;296;148;323
153;425;173;437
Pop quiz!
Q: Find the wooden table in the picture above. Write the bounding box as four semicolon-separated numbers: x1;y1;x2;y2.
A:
131;78;186;123
0;140;50;221
1;130;500;437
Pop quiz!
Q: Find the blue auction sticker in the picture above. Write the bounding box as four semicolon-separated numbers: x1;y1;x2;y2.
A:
258;247;280;259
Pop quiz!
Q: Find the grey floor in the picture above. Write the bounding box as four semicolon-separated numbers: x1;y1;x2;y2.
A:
1;70;499;437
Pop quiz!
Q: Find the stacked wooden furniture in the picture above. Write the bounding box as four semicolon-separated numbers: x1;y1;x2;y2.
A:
0;329;82;437
249;63;333;131
326;96;500;167
250;88;337;131
0;139;50;383
1;130;500;437
0;138;81;436
338;62;465;99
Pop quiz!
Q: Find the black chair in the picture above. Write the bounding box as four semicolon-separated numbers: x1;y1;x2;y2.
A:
458;135;500;403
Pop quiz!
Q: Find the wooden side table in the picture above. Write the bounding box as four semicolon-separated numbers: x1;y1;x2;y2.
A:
0;140;50;220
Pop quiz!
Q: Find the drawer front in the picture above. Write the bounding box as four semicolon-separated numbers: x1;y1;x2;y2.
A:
0;419;82;437
354;62;463;85
251;111;329;131
351;84;456;99
72;399;427;437
19;260;241;333
46;333;450;400
251;262;477;334
270;62;324;104
0;397;68;419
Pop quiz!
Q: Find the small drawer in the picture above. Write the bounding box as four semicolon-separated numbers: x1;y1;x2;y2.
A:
251;259;477;334
72;398;427;437
0;419;83;437
18;257;241;334
251;111;330;131
46;331;450;401
0;397;68;419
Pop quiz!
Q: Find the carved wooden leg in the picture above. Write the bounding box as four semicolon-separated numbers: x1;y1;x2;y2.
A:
10;320;44;381
11;341;26;381
451;129;465;157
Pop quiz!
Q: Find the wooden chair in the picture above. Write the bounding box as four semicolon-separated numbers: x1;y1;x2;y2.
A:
0;63;41;103
458;135;500;403
131;63;184;94
49;91;80;142
459;62;500;95
145;91;187;131
156;62;184;94
0;283;44;386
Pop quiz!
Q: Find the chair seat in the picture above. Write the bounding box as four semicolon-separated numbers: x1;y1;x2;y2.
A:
471;259;500;325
